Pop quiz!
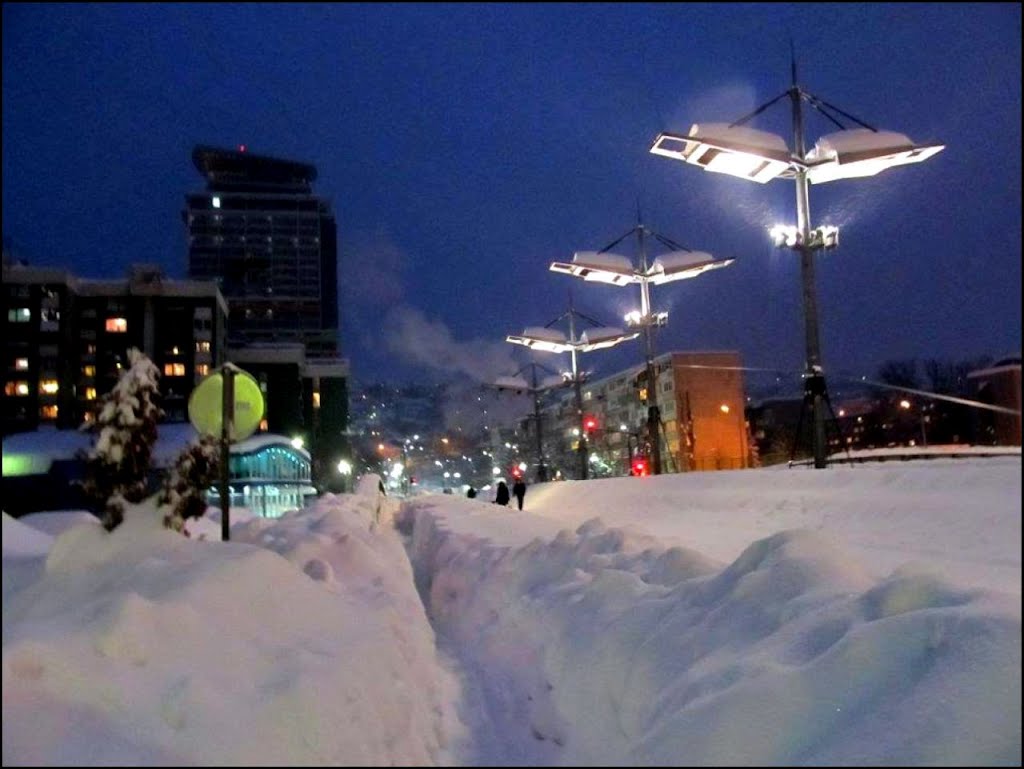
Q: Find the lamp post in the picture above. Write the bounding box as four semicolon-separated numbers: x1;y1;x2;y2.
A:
550;218;733;474
506;299;636;480
650;57;943;468
900;399;929;448
336;458;352;493
490;362;568;482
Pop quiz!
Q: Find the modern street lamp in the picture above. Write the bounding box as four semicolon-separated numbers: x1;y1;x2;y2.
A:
550;219;733;474
650;57;943;468
900;398;929;448
336;458;352;492
490;362;568;482
506;299;637;480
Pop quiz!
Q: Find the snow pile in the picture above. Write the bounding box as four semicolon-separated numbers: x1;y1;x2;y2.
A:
404;504;1021;765
2;494;462;766
3;458;1020;765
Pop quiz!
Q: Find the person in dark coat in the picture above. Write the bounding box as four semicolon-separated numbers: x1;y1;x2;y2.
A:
467;486;477;499
512;478;527;510
494;481;510;506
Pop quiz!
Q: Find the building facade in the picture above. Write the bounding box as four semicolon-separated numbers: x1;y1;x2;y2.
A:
2;260;227;435
527;350;752;477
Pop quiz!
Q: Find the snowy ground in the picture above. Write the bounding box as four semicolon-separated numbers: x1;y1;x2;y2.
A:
3;457;1021;765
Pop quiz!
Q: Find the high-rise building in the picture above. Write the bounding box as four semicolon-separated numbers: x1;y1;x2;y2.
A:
184;145;339;356
183;145;349;490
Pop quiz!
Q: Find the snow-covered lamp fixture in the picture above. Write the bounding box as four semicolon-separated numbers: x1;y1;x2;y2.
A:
551;250;732;287
650;123;795;183
648;56;943;470
804;129;944;184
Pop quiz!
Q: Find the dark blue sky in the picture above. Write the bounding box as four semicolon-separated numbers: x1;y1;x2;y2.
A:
3;3;1020;393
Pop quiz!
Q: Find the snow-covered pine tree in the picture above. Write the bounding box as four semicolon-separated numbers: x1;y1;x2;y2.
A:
158;434;220;534
79;347;164;531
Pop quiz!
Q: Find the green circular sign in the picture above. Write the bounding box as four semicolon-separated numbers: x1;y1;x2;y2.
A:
188;368;265;442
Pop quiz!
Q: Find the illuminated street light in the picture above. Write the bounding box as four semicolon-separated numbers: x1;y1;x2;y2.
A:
551;218;733;475
490;362;570;482
769;224;839;250
507;299;637;480
650;56;943;468
900;399;929;447
336;458;352;493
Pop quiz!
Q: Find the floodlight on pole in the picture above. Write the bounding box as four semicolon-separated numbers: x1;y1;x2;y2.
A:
506;297;637;480
550;216;734;475
649;53;943;469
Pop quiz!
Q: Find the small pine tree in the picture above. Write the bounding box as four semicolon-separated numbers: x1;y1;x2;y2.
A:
159;434;221;534
80;347;163;531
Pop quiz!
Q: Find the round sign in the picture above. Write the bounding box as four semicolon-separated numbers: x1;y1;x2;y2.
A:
188;367;265;442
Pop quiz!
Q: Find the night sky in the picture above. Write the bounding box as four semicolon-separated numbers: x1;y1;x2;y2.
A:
3;3;1020;395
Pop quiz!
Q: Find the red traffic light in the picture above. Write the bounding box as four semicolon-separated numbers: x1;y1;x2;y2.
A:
583;415;598;433
631;459;649;477
511;467;523;479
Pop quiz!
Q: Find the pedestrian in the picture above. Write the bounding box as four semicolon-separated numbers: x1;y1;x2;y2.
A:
512;477;527;510
467;486;477;499
494;480;510;507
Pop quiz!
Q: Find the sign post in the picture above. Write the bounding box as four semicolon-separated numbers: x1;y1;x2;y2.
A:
219;365;235;541
188;363;264;542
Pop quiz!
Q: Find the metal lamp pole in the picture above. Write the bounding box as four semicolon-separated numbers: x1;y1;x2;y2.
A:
789;78;829;469
636;225;663;476
565;309;589;480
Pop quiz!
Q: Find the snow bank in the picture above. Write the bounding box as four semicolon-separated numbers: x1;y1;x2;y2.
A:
3;495;462;766
402;480;1021;765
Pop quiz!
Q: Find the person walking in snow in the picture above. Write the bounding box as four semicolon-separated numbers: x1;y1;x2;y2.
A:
493;480;510;507
512;477;527;510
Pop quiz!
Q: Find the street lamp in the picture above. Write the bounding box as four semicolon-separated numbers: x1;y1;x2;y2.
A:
650;57;943;468
550;219;733;474
490;362;568;482
336;458;352;492
899;399;929;447
506;300;637;480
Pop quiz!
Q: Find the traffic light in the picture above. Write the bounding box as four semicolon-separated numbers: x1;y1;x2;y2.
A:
583;415;598;434
631;458;649;477
512;466;523;479
635;371;649;404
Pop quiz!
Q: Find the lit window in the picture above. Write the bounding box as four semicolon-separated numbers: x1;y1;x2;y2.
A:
5;381;30;396
40;405;58;420
163;363;186;377
8;308;30;323
15;358;29;370
82;365;96;377
212;196;221;208
85;387;97;400
171;346;180;356
195;363;209;376
105;317;128;333
40;379;59;395
312;392;321;409
196;341;211;353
